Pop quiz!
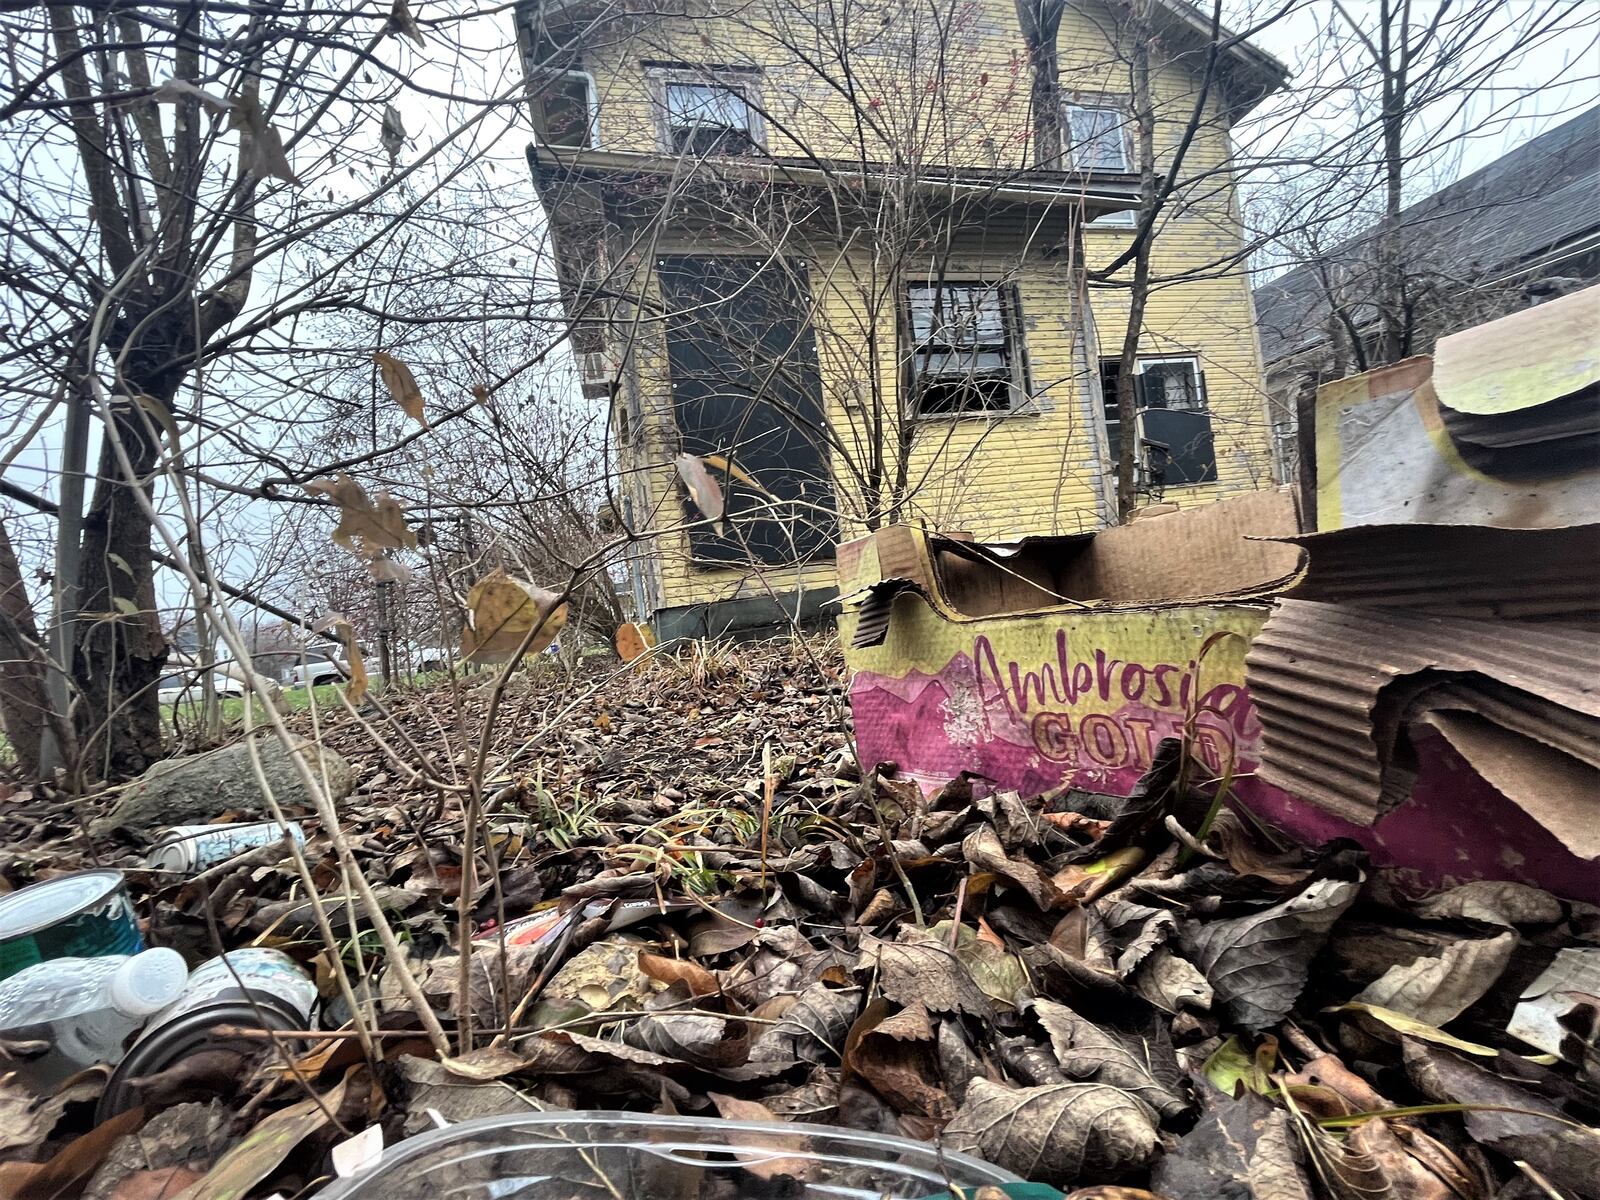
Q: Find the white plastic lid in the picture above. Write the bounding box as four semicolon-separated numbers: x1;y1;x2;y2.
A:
109;948;189;1017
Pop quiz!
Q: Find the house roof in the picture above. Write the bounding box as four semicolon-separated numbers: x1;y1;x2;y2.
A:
1254;106;1600;366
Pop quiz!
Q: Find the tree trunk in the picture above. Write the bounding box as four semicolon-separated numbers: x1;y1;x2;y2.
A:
0;514;56;779
72;390;170;782
1015;0;1066;169
1114;0;1157;521
1373;0;1407;365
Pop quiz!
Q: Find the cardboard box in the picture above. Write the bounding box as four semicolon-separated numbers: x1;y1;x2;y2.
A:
837;490;1300;807
837;490;1600;902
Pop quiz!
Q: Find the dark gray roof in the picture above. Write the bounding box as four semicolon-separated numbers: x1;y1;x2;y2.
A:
1253;106;1600;365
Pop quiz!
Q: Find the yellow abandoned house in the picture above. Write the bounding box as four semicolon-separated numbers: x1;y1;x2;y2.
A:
517;0;1289;638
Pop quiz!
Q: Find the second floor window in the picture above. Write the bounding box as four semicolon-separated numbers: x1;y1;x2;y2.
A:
530;70;597;149
663;79;759;156
907;282;1024;416
1065;101;1131;171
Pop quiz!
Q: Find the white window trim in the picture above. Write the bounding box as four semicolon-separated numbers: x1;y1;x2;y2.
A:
906;279;1031;419
531;68;599;149
1063;98;1132;172
648;67;767;156
1087;207;1137;230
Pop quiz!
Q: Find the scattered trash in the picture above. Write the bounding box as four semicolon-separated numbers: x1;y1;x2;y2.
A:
97;949;318;1120
1508;946;1600;1059
0;948;188;1086
145;821;307;874
0;870;142;979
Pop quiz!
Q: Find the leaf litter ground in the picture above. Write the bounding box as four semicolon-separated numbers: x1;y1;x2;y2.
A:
1;636;1596;1200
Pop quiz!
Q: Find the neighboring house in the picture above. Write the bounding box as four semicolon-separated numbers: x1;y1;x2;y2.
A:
517;0;1288;639
1254;106;1600;479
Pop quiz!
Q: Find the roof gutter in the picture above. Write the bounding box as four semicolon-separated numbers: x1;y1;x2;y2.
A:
527;145;1141;216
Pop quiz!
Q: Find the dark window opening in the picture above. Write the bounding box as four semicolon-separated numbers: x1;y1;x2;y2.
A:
1099;356;1216;488
658;255;837;567
908;283;1022;416
664;81;758;155
530;71;595;148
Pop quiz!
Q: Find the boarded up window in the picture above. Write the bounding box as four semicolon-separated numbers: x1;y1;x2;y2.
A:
658;255;837;567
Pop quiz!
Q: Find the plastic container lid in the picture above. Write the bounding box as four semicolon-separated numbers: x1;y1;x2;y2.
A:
0;871;122;939
109;949;188;1016
312;1111;1020;1199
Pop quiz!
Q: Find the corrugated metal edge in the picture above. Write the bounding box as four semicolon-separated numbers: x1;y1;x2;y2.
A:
1244;600;1600;826
1268;524;1600;620
846;578;927;649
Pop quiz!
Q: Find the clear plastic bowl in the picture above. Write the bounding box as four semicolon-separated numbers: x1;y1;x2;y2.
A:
316;1111;1020;1199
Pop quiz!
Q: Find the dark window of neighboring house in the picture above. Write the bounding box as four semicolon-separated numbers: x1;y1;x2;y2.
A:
907;282;1023;416
531;71;595;148
1065;102;1130;171
1099;356;1216;487
657;255;837;567
664;80;757;155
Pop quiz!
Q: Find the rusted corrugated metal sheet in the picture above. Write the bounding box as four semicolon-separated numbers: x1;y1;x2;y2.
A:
1275;523;1600;620
1244;599;1600;828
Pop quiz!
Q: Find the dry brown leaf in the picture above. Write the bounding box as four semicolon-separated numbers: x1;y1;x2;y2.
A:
1150;1090;1314;1200
675;453;726;533
0;1072;102;1159
963;824;1069;910
1180;876;1361;1033
844;1000;953;1121
304;472;416;558
1351;931;1515;1027
386;0;425;45
373;351;426;426
707;1094;813;1180
0;1106;145;1200
942;1078;1160;1187
440;1045;533;1081
1346;1120;1463;1200
228;93;298;185
750;982;859;1065
615;622;656;663
1032;998;1187;1121
460;571;567;665
312;611;368;703
859;935;993;1019
168;1078;347;1200
106;1167;206;1200
639;952;720;997
380;105;407;163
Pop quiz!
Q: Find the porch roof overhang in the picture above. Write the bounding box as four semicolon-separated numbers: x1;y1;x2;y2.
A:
527;144;1142;219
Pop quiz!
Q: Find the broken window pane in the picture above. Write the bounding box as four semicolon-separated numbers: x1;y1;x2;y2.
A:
1066;104;1129;171
907;283;1019;415
1100;357;1216;487
531;72;595;148
664;81;756;154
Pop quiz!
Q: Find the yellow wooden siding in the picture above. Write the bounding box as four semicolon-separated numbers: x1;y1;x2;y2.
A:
582;0;1041;168
564;0;1278;611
